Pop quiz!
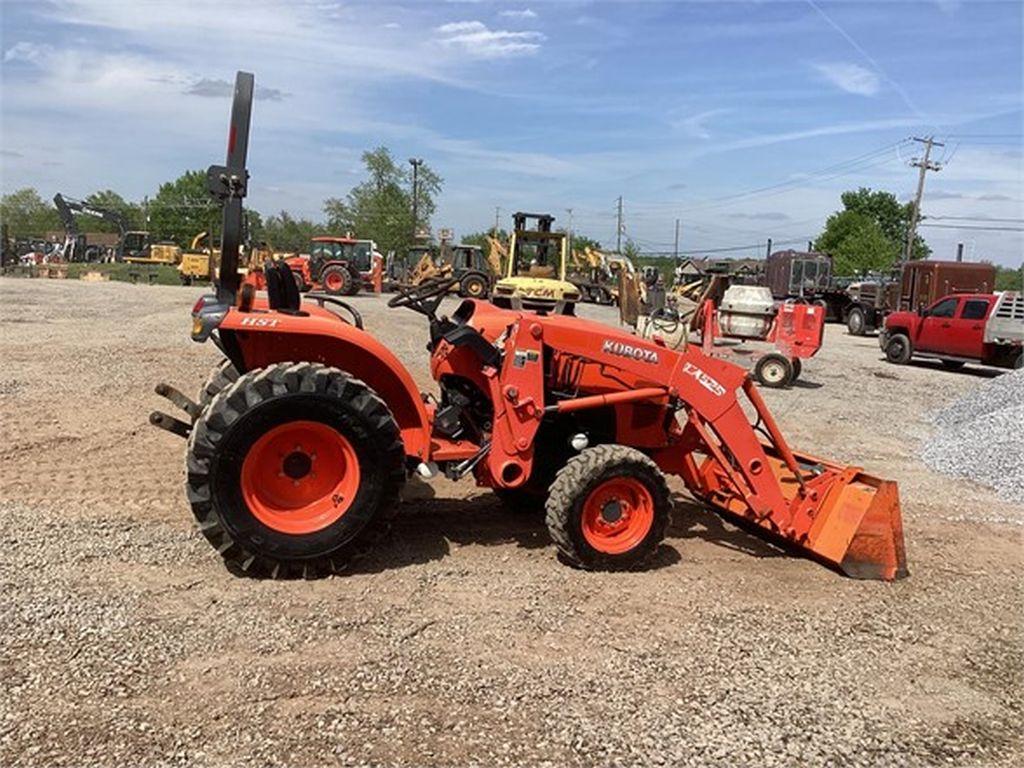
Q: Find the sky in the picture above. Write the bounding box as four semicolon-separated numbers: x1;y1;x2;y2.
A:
1;0;1021;267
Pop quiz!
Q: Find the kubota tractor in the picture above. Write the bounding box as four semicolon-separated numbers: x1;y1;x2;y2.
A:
286;236;382;296
151;73;907;582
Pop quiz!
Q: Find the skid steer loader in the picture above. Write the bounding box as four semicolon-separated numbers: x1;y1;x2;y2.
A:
151;73;907;581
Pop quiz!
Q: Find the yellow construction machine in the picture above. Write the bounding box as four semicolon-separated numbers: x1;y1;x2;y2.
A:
491;212;580;312
178;232;218;285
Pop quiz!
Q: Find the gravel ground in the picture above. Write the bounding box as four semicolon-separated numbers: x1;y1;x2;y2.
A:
1;277;1022;767
924;369;1024;506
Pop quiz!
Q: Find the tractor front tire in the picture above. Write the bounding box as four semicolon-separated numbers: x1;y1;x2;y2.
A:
198;359;240;409
754;353;793;388
545;445;670;571
885;333;913;364
186;362;405;578
459;273;489;299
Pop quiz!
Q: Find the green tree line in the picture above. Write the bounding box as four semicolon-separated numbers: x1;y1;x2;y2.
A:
1;147;445;256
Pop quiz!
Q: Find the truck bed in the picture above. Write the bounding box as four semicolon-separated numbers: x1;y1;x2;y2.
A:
985;292;1024;344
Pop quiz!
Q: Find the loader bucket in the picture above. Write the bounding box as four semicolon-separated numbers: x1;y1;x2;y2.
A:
697;453;908;581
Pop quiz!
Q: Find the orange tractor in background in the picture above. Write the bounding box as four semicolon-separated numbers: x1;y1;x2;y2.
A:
286;236;383;295
152;73;907;582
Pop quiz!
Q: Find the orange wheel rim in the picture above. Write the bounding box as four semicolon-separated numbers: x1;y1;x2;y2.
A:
324;272;343;291
581;478;654;554
240;421;360;535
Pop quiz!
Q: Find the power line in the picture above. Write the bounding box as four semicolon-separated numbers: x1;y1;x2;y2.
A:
919;223;1024;232
638;236;812;257
628;139;909;216
926;215;1024;223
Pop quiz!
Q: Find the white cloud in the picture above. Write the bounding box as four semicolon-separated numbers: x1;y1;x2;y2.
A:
4;41;48;63
675;108;730;140
436;20;544;58
384;22;400;29
499;9;537;19
813;62;881;96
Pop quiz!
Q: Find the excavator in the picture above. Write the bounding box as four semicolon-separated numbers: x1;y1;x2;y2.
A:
53;193;179;264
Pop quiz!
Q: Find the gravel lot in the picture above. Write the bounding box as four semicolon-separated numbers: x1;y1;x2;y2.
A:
1;277;1021;767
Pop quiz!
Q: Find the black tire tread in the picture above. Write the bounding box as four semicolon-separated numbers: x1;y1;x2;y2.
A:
885;332;912;364
186;362;405;578
198;359;240;408
544;444;670;571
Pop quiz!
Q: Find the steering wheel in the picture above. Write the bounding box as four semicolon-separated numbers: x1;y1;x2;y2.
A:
387;276;460;318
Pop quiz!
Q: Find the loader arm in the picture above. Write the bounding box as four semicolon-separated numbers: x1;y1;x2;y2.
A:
489;314;906;581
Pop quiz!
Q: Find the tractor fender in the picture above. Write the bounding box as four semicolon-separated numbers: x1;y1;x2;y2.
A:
218;309;432;460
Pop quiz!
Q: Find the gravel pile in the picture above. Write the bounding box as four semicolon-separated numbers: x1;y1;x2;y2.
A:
923;369;1024;507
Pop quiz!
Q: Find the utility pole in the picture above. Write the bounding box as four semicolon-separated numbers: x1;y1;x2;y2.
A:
673;218;680;265
408;157;423;241
493;206;501;237
566;207;574;255
615;196;623;252
904;136;943;261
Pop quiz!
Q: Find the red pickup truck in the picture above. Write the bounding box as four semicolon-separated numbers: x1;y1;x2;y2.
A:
880;292;1023;370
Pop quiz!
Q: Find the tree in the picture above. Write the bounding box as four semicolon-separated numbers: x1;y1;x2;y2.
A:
815;210;900;275
323;147;443;256
261;211;323;252
80;190;144;234
994;263;1023;292
148;170;221;247
815;188;930;274
567;233;602;253
0;188;60;236
461;228;508;251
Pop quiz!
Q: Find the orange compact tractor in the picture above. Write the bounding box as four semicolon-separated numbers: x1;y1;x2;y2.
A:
152;73;907;581
285;236;383;296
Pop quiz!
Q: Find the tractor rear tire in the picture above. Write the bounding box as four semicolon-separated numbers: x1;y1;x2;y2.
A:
754;353;793;388
186;362;405;578
198;359;240;409
293;270;307;294
545;445;670;571
321;265;351;296
459;273;489;299
885;333;912;364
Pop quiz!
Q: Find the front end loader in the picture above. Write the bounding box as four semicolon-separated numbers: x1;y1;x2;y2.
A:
151;72;907;582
